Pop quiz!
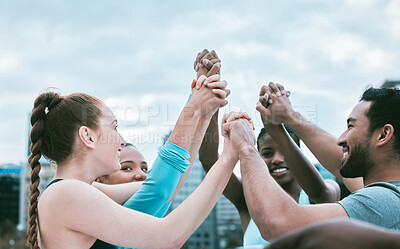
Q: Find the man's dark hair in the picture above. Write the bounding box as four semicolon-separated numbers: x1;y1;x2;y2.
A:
360;87;400;156
257;125;300;151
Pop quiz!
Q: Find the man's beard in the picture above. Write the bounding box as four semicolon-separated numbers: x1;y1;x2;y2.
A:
340;138;373;178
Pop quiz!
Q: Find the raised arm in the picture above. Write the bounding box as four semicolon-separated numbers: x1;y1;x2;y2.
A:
195;50;250;229
222;112;348;241
257;84;340;203
258;83;362;192
167;50;227;201
199;109;249;225
167;73;230;201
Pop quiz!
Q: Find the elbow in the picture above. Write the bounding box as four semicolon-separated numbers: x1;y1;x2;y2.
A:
259;215;290;241
163;233;186;249
312;181;340;204
164;239;184;249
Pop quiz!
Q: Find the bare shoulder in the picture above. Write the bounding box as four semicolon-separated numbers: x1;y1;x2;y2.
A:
38;179;117;225
40;179;102;205
38;179;124;244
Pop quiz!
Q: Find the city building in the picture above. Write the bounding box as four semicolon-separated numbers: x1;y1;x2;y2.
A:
0;164;22;226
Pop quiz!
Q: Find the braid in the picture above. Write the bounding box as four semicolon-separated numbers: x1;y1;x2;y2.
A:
27;92;62;249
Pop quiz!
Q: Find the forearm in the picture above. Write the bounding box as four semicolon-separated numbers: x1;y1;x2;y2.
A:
199;110;219;168
123;141;190;215
199;111;248;218
168;115;212;201
92;181;142;205
163;152;238;247
167;105;202;152
239;145;301;240
286;112;362;192
264;124;336;203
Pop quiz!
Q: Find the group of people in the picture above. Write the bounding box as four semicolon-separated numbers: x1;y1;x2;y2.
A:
27;49;400;249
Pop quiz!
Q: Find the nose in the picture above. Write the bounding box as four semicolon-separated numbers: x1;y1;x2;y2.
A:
133;170;147;181
272;151;285;165
337;130;347;147
119;133;126;147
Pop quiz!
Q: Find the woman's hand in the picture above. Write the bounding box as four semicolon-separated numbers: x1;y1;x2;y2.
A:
221;112;255;158
189;74;230;118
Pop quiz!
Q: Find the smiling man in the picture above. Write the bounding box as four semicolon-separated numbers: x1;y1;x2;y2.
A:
223;85;400;241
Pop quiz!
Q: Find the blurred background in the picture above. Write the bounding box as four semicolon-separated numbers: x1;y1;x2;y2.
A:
0;0;399;248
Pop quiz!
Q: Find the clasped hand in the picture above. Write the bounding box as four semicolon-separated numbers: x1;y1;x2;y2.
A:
220;112;256;160
189;74;230;118
256;82;295;126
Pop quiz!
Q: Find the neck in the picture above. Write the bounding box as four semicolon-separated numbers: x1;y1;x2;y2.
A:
363;157;400;186
55;157;97;184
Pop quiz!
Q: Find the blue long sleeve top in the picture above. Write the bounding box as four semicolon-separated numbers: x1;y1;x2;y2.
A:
117;141;190;249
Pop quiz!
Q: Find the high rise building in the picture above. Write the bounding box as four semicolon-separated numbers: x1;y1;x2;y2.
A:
0;164;22;225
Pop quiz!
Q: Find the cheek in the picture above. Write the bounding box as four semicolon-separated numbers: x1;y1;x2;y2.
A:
113;172;131;183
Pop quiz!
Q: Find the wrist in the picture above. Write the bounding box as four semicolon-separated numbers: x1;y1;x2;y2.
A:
263;123;284;133
182;104;202;121
286;111;304;127
237;144;258;159
220;149;239;166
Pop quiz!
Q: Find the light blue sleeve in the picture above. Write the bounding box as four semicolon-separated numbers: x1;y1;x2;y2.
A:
118;141;190;249
155;202;173;218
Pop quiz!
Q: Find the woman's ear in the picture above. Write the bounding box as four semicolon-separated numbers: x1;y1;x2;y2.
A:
78;126;97;148
376;124;395;147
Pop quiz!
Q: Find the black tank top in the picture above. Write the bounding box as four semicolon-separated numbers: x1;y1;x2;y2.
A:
45;179;117;249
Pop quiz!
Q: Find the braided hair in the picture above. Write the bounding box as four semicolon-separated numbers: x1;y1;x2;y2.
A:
27;92;103;249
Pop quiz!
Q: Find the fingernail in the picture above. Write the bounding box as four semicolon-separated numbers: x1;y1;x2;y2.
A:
276;91;281;97
268;99;273;104
203;59;209;64
204;81;208;85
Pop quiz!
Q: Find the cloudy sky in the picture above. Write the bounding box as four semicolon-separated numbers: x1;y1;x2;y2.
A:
1;0;399;167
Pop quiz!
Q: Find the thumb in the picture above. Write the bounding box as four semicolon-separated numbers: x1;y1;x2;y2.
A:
256;101;272;116
191;79;197;90
221;123;231;139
